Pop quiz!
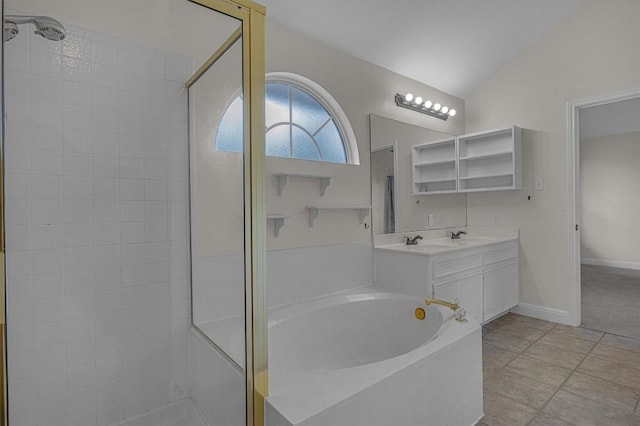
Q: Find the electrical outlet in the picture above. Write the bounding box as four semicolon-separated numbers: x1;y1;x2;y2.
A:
535;177;544;191
584;239;590;249
428;214;435;227
491;215;499;224
438;214;445;224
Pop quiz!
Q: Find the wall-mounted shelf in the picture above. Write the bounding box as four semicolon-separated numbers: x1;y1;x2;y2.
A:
411;137;457;195
266;214;290;238
411;126;522;194
305;205;371;227
274;173;334;197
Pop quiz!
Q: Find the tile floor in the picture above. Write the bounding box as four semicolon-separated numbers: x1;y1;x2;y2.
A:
479;313;640;426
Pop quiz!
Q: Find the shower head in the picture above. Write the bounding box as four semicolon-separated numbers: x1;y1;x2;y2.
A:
4;15;66;42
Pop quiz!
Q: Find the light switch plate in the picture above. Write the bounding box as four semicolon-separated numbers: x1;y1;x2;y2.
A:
535;177;544;190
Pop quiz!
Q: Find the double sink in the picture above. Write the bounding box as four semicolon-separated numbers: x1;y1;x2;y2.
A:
376;235;512;255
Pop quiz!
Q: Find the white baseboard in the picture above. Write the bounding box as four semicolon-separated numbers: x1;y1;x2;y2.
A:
581;258;640;271
511;303;571;325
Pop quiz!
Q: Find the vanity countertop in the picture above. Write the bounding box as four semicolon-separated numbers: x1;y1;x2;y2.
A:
374;227;518;255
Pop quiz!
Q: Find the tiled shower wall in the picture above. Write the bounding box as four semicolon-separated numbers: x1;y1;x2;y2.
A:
4;23;192;426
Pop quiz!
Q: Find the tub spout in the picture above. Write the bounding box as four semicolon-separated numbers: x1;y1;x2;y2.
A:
425;298;468;322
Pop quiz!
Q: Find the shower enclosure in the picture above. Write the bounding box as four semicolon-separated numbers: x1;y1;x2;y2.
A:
1;0;267;425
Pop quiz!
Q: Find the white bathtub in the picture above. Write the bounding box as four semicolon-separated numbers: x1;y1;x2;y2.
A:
265;288;484;426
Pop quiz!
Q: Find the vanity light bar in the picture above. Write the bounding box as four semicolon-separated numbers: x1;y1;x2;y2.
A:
395;93;456;121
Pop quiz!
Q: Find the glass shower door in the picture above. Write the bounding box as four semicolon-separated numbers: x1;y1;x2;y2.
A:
186;1;267;424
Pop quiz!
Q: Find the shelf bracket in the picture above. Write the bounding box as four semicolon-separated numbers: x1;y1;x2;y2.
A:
272;217;285;238
308;207;320;227
358;208;370;224
276;175;289;197
319;177;331;196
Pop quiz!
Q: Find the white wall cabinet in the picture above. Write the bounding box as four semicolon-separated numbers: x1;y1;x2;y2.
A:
411;126;522;194
374;240;519;324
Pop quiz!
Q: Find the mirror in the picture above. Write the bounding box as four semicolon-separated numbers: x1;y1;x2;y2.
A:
370;114;467;234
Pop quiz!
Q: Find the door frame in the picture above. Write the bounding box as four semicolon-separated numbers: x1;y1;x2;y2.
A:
567;87;640;326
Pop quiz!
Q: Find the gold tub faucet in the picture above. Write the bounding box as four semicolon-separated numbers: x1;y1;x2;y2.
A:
425;298;468;322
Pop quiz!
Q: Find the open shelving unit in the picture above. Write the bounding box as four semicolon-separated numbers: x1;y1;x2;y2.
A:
411;137;457;195
457;126;522;192
266;214;290;238
305;205;371;227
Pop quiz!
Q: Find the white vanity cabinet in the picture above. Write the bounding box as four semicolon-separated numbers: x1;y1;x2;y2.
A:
374;239;519;324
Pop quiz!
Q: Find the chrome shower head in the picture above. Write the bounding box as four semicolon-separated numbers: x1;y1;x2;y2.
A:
4;15;66;42
4;20;18;42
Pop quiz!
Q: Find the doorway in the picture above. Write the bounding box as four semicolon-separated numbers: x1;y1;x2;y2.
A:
568;89;640;337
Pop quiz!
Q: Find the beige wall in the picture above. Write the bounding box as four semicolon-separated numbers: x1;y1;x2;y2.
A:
465;0;640;311
581;132;640;265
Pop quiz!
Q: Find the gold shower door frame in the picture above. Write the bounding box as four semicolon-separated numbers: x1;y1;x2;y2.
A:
186;1;267;425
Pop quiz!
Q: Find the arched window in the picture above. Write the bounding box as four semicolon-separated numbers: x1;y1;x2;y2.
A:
215;72;359;164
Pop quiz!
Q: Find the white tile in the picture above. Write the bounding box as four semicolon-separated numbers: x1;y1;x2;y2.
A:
5;148;29;174
143;138;167;160
63;104;92;130
30;74;61;103
31;174;62;199
93;200;118;224
142;55;165;78
63;176;92;199
144;159;167;180
63;270;94;296
94;222;120;245
30;123;63;151
96;335;122;361
30;50;62;78
122;286;145;310
118;90;143;116
32;272;64;300
120;222;145;244
9;378;36;406
121;264;146;287
5;199;31;226
92;63;118;89
62;33;91;61
94;267;121;291
7;275;33;303
35;343;66;374
120;179;144;201
66;317;94;343
143;77;166;100
5;121;30;149
31;224;63;249
95;356;122;383
118;48;142;72
93;177;118;200
145;180;168;201
92;109;119;134
92;86;119;112
63;224;93;248
91;40;118;66
95;288;122;314
31;248;64;275
63;80;91;107
6;251;32;277
30;99;62;127
5;95;29;123
32;199;62;225
34;321;65;351
6;70;29;98
35;370;66;399
8;350;35;380
6;225;31;251
146;302;171;326
8;301;33;328
7;325;35;354
32;297;64;325
5;44;29;72
170;280;189;302
143;117;166;139
145;242;169;263
165;60;188;82
119;113;144;137
146;201;168;222
62;128;92;153
121;244;146;266
66;339;95;367
67;389;96;416
120;135;144;158
63;199;92;224
29;148;62;175
92;155;119;178
66;363;95;390
146;282;170;305
93;245;120;269
120;157;144;179
92;131;119;156
35;393;69;424
120;201;145;222
95;311;122;336
64;246;94;271
122;308;146;332
63;57;92;84
145;222;168;242
118;69;144;94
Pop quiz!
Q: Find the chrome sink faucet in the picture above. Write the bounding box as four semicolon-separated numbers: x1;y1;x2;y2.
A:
450;230;467;240
404;235;423;245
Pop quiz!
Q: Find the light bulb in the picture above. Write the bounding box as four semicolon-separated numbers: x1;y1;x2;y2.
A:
441;106;449;114
433;103;441;111
449;109;456;117
414;96;423;105
424;100;433;109
405;93;414;102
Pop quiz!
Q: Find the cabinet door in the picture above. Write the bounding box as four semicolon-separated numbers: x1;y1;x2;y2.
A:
458;272;483;323
434;272;483;323
483;260;518;321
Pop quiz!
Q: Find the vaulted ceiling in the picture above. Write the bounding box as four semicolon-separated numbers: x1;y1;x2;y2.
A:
260;0;585;99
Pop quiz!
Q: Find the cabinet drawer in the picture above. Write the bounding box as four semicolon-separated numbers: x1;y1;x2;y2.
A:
484;242;518;266
433;251;483;280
